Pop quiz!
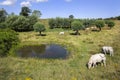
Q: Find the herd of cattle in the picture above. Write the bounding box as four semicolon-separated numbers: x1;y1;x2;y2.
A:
58;32;114;69
87;46;114;69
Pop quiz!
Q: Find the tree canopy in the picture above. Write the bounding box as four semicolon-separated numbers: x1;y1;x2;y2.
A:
20;7;31;17
33;22;46;36
32;10;42;18
107;21;115;29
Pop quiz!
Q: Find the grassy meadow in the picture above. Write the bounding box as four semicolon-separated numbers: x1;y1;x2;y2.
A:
0;20;120;80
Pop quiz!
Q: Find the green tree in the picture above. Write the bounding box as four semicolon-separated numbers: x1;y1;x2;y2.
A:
107;21;115;29
69;15;74;28
28;15;38;30
5;15;19;30
0;8;8;23
49;18;56;29
33;22;46;36
83;19;90;28
20;7;31;17
14;16;30;31
0;8;8;28
116;16;120;20
83;19;96;29
63;18;70;28
95;20;105;31
6;15;37;31
56;17;64;28
6;15;30;31
69;15;74;19
32;10;42;18
71;20;83;35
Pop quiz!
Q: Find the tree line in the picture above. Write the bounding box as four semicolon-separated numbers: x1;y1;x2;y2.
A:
48;17;115;35
0;7;41;32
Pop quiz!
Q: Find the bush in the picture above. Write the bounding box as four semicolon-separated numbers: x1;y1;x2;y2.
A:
0;29;19;56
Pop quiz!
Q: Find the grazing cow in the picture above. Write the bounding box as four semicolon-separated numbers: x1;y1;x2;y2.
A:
59;32;64;35
88;53;106;69
102;46;114;56
90;26;98;31
85;28;90;30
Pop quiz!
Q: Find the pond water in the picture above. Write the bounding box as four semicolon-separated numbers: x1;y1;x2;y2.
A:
16;44;69;59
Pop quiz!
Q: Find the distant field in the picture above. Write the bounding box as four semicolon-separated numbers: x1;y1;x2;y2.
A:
0;20;120;80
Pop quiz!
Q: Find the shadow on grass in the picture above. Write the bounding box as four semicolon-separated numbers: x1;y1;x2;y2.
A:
36;34;47;36
91;29;100;32
69;33;80;35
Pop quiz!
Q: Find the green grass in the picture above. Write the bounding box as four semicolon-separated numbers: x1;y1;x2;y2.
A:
0;20;120;80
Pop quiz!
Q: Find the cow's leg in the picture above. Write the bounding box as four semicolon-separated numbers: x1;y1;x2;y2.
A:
110;50;113;56
103;60;106;67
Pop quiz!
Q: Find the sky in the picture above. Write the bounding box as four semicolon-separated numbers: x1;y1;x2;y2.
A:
0;0;120;19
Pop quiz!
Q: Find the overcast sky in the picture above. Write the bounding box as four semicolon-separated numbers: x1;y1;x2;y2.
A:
0;0;120;19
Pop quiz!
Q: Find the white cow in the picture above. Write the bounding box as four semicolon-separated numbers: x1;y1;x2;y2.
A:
88;53;106;69
59;32;64;35
102;46;114;56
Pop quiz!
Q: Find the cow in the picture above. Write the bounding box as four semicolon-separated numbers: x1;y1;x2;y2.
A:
59;32;64;35
88;53;106;69
102;46;114;56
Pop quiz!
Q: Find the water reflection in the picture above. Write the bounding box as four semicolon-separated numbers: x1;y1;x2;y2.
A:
17;44;68;59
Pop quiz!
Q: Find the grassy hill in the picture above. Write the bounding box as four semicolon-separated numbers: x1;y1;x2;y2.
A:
0;20;120;80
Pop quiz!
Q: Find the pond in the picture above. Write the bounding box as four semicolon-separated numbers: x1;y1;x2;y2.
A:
16;44;69;59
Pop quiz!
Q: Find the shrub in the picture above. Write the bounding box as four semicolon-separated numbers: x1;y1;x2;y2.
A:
0;29;19;56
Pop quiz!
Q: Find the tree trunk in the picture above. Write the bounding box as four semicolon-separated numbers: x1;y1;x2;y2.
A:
99;27;101;31
39;31;42;36
75;30;79;35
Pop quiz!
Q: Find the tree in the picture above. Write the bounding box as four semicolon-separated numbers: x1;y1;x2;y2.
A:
63;18;70;28
33;22;46;36
82;19;96;29
27;15;38;30
0;8;8;23
5;15;19;30
32;10;42;18
116;16;120;20
55;17;64;28
71;20;83;35
107;21;115;29
95;20;105;31
49;18;56;29
6;15;37;31
20;7;31;17
14;16;30;31
69;15;74;28
69;15;74;19
83;19;90;28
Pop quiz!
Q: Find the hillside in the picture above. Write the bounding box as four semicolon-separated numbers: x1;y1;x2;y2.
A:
0;20;120;80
